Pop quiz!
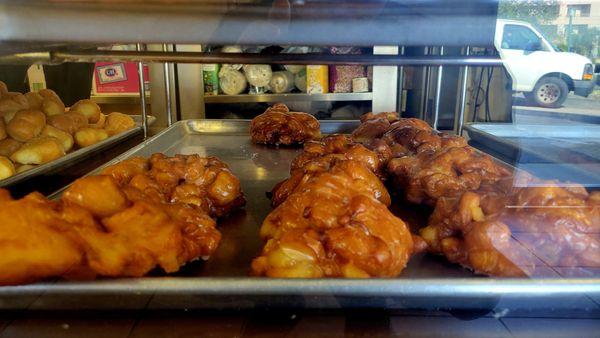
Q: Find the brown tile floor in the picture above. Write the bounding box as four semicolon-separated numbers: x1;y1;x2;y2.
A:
0;317;134;338
130;315;245;338
389;316;509;338
1;310;599;338
502;318;600;338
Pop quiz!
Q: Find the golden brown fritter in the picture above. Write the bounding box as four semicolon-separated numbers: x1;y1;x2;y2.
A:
0;192;84;285
271;156;390;208
271;135;386;207
104;154;246;218
350;115;600;277
0;153;244;285
352;112;400;144
100;156;148;186
420;190;533;277
420;178;600;276
148;153;246;217
62;175;129;218
74;200;185;277
250;103;321;146
507;181;600;270
387;146;511;205
352;115;467;166
291;135;382;175
253;160;414;278
359;112;400;124
60;175;224;279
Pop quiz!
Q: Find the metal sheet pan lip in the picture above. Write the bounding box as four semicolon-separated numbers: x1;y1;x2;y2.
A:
1;278;599;297
0;115;156;188
464;122;600;139
464;122;600;187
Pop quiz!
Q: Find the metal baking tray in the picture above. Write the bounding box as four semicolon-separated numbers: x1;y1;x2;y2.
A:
0;115;156;188
464;123;600;188
1;120;598;313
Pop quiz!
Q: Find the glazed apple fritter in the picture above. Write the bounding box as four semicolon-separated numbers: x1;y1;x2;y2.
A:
419;178;600;276
250;103;321;146
0;154;244;285
252;160;414;278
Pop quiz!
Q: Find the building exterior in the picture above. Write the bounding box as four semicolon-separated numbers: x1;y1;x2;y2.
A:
552;0;600;35
536;1;600;57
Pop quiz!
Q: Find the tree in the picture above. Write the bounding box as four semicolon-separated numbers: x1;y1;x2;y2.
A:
570;27;600;58
498;0;560;25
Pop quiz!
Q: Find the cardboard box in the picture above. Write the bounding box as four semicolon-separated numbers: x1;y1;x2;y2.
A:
307;65;329;94
93;62;150;95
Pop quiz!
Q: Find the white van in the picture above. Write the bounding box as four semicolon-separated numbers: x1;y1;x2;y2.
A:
496;19;596;108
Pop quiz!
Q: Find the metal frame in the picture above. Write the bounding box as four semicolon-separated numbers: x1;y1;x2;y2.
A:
204;92;372;104
3;277;599;298
397;46;406;113
0;51;503;67
136;44;149;139
162;44;174;126
421;47;431;120
455;46;471;135
432;46;445;130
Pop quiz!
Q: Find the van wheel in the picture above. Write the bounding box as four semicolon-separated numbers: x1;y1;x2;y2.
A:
527;77;569;108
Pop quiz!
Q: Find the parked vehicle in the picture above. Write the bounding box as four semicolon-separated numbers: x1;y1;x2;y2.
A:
496;19;596;108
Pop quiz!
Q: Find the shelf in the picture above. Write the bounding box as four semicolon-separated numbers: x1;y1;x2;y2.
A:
203;92;373;104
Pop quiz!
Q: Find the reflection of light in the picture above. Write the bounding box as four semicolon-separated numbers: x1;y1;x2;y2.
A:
190;120;241;134
255;167;267;180
506;205;593;209
180;146;208;157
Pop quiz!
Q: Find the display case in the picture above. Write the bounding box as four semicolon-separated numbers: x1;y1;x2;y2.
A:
0;1;598;332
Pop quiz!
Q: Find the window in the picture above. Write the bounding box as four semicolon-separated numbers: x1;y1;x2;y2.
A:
567;4;591;17
501;24;542;50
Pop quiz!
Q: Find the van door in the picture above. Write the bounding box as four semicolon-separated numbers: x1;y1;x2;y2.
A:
497;23;550;92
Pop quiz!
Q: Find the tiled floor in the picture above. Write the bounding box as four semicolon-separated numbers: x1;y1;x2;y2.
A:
130;315;245;338
502;318;600;338
389;316;509;338
0;311;598;338
0;317;134;338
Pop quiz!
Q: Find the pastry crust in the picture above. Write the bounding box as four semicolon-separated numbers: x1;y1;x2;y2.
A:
250;103;321;146
10;136;64;165
74;127;108;148
6;109;46;142
70;99;101;123
104;112;135;136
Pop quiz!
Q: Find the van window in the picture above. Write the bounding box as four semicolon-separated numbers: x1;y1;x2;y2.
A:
501;24;543;50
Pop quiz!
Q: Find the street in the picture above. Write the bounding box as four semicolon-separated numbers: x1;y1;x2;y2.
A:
512;92;600;124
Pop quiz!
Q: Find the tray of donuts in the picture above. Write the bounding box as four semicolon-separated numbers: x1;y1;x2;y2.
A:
0;104;598;310
0;81;155;187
